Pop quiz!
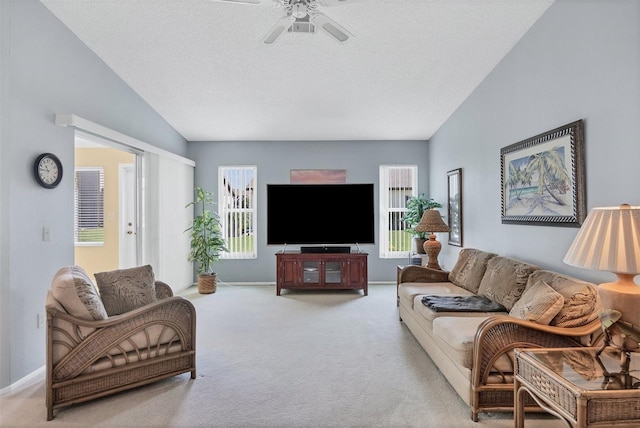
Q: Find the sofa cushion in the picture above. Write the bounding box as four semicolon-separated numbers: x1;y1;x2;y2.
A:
509;280;565;325
398;282;472;310
50;266;108;321
477;256;540;311
448;248;497;293
431;317;513;373
526;270;602;327
95;265;157;316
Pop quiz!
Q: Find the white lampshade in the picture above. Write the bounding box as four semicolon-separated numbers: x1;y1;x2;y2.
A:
564;204;640;340
564;204;640;273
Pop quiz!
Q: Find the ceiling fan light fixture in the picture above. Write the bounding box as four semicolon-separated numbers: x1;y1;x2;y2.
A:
291;21;313;33
291;3;308;18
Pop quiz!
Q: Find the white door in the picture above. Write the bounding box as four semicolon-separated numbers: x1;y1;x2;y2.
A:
119;163;138;268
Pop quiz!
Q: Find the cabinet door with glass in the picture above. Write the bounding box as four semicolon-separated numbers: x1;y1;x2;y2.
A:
302;260;321;285
323;260;343;285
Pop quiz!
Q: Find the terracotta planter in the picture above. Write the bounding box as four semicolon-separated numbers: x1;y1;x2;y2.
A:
414;238;427;254
197;273;217;294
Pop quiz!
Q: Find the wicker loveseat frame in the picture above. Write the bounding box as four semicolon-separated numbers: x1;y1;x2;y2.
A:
45;281;196;420
398;258;602;421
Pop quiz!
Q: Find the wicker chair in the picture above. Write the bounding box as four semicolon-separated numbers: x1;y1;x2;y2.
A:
45;281;196;420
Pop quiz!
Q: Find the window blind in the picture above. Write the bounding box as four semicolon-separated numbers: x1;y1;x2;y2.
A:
74;168;105;245
379;165;417;258
219;166;257;259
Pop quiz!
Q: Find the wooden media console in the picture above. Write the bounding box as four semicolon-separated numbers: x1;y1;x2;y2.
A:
275;252;368;296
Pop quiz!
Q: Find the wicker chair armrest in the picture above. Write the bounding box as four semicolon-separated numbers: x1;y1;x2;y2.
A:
472;315;601;387
49;297;196;380
47;296;193;328
155;281;174;299
398;265;450;284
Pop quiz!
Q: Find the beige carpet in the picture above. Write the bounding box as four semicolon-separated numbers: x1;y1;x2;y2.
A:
0;283;562;427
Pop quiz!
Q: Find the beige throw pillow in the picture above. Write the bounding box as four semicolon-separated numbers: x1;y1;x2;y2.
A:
509;280;565;325
526;270;602;328
477;256;540;311
448;249;497;293
95;265;157;316
51;266;108;320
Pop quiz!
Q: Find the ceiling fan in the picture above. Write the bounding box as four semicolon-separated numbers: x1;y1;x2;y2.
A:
212;0;354;44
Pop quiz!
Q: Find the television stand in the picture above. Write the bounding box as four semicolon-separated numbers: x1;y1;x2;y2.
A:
275;252;368;296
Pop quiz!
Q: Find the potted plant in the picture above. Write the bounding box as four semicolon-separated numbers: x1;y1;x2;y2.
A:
402;193;442;254
185;187;228;294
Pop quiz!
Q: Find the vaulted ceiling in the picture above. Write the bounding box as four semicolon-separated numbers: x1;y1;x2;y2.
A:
41;0;554;141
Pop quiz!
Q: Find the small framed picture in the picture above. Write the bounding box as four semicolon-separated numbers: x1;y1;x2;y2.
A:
447;168;462;246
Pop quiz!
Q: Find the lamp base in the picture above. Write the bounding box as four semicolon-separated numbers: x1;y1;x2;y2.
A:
423;234;442;270
598;273;639;350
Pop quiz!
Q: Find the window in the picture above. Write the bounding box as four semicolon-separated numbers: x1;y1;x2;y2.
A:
74;168;105;245
218;166;257;259
379;165;417;258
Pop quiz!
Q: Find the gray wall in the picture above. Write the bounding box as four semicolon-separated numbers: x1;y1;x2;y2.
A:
0;1;187;389
428;0;640;284
187;140;430;283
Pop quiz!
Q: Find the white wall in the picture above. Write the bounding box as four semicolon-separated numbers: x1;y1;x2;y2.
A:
0;1;188;389
428;0;640;284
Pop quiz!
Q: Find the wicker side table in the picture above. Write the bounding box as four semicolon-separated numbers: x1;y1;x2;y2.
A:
514;347;640;428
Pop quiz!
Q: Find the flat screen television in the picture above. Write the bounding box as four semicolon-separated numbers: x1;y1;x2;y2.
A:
267;183;375;246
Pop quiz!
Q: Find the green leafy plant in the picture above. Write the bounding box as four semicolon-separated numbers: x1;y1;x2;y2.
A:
402;194;442;239
185;187;228;275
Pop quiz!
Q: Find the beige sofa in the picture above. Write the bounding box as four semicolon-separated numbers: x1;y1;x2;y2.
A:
397;248;603;421
45;265;196;420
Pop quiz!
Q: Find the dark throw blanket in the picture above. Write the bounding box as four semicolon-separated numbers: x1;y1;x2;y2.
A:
421;295;506;313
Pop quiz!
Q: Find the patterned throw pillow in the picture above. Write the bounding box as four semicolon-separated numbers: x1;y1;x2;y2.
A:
448;248;497;293
509;280;565;325
95;265;157;316
51;266;108;320
477;256;540;311
527;270;602;328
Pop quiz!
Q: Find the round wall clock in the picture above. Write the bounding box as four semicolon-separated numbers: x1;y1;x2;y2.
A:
34;153;63;189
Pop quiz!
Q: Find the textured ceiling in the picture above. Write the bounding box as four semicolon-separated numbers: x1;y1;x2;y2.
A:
41;0;554;141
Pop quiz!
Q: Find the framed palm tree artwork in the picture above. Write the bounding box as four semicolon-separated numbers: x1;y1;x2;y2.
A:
501;119;586;226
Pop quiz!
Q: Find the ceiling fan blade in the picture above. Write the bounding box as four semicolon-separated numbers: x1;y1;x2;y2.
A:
317;0;361;6
312;13;352;43
210;0;266;5
262;15;293;44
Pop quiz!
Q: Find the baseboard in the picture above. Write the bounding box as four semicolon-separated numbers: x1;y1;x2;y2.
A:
0;365;45;396
218;282;274;287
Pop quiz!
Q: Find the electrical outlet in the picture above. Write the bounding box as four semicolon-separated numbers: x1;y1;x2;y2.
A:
37;313;46;329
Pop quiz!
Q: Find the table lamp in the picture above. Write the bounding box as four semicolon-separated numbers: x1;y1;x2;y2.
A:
414;208;450;270
563;204;640;349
